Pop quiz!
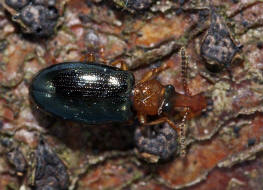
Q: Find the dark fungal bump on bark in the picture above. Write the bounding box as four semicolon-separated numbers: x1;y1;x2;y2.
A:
30;138;69;190
3;0;61;37
5;0;30;10
201;10;242;73
7;148;27;176
20;4;58;36
135;123;178;162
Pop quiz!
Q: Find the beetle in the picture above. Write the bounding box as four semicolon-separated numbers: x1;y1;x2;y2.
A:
30;48;207;158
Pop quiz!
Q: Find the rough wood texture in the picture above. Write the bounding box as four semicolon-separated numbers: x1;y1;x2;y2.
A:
1;0;263;189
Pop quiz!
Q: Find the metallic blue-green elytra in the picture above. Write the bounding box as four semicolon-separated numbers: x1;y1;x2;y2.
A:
30;62;135;124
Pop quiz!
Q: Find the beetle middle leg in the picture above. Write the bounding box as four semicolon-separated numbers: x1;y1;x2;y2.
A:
111;59;128;70
80;52;95;62
137;62;170;84
144;117;179;133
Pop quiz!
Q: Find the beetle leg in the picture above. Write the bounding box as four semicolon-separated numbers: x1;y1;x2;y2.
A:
137;113;147;125
138;63;170;84
178;107;189;157
144;117;179;132
178;47;191;157
80;53;96;62
111;59;128;70
51;57;57;65
98;46;108;64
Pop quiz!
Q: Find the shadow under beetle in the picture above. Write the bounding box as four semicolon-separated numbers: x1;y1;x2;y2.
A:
30;49;207;159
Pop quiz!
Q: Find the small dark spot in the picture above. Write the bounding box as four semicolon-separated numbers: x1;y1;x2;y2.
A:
79;14;90;23
0;137;13;147
212;23;220;32
237;44;243;51
47;6;58;20
36;26;42;34
214;48;219;55
247;138;256;146
166;133;173;141
213;33;220;41
242;20;249;27
85;0;93;7
157;136;165;144
211;12;217;22
157;124;164;129
147;141;155;150
127;167;133;173
209;48;215;55
5;0;29;10
149;130;157;138
161;149;168;158
7;148;27;174
226;52;233;61
257;42;263;49
201;110;208;117
0;40;8;52
233;126;240;137
141;139;147;146
179;0;185;5
204;38;210;45
92;148;99;155
175;8;183;15
24;11;33;23
219;29;228;37
168;143;177;151
221;50;226;56
199;9;209;20
0;120;3;129
33;0;56;7
222;40;227;47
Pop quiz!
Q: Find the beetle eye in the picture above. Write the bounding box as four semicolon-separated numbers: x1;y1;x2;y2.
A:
165;85;175;94
162;102;172;114
161;85;175;114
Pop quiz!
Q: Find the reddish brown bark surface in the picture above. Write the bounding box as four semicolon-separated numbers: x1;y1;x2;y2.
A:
1;0;263;190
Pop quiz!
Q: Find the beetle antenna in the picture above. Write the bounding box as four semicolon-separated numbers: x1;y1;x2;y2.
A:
179;108;189;157
179;47;191;157
180;47;190;96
